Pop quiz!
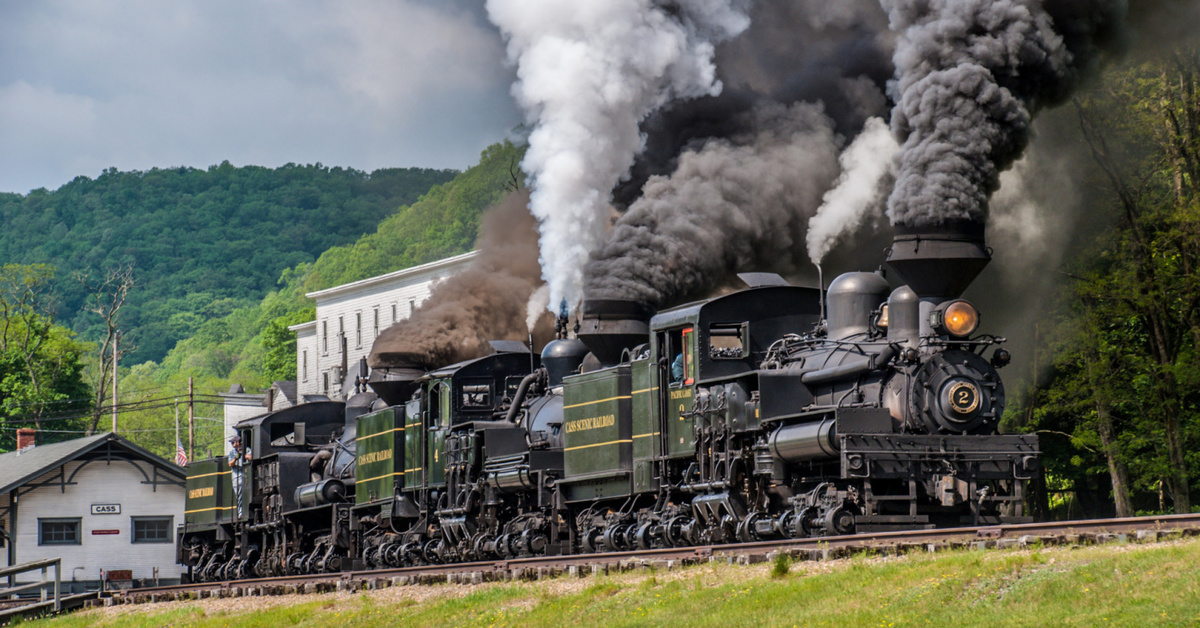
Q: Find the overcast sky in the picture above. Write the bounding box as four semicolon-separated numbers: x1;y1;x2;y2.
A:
0;0;522;194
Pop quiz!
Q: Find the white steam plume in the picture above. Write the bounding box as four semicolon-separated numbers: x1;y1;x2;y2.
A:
805;116;897;265
526;284;550;333
485;0;750;311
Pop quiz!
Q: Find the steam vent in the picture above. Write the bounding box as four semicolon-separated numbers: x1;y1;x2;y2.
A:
576;299;656;365
884;220;991;299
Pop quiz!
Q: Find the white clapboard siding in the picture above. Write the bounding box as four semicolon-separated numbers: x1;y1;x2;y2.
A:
7;459;184;580
291;251;478;398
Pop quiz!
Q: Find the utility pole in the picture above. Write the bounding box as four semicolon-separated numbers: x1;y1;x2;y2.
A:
111;332;119;433
188;377;195;462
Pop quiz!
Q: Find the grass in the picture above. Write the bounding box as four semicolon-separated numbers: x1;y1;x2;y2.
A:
27;537;1200;627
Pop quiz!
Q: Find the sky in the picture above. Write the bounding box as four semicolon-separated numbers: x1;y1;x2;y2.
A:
0;0;522;195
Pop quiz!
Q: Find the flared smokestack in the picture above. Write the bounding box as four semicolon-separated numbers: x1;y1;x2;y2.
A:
884;220;990;300
576;299;655;365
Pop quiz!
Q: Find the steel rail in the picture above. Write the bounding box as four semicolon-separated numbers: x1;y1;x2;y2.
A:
123;513;1200;599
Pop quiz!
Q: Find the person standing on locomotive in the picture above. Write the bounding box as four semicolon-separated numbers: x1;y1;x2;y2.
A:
228;434;251;517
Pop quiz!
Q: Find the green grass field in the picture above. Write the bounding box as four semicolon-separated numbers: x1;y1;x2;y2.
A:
26;537;1200;627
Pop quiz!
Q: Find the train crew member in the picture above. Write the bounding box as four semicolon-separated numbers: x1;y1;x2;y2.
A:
671;352;685;383
228;434;251;517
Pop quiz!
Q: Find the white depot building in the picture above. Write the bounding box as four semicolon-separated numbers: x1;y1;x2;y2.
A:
0;431;186;593
290;250;477;399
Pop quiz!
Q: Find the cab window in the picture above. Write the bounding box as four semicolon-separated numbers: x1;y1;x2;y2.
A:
665;326;696;386
681;327;695;385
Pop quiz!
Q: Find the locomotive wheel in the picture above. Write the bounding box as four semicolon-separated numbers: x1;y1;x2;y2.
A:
797;507;818;537
473;535;495;561
824;506;855;536
423;539;444;564
580;529;601;554
285;553;305;575
736;514;760;543
401;542;424;566
635;522;658;550
602;525;626;552
774;511;797;539
663;517;688;547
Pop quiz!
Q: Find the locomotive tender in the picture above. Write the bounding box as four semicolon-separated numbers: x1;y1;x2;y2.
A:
178;221;1040;580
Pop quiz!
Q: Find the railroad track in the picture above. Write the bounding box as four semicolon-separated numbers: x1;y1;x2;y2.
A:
112;513;1200;605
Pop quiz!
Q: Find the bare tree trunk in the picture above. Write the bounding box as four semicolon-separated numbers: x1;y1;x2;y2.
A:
1094;401;1134;517
78;266;134;436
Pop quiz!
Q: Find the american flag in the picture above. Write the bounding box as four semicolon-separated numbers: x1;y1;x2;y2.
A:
175;438;188;467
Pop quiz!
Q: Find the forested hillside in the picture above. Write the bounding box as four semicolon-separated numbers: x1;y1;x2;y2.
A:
0;163;456;364
113;141;525;457
1011;51;1200;518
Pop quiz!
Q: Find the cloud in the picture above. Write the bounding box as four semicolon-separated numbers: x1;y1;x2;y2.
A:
0;0;520;193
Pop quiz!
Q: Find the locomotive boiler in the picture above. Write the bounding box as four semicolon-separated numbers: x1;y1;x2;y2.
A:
176;221;1040;580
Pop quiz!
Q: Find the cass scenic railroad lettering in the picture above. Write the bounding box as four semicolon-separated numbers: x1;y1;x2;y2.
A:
188;487;214;499
358;449;393;466
565;414;616;433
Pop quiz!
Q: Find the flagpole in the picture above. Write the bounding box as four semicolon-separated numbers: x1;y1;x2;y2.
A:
174;398;179;448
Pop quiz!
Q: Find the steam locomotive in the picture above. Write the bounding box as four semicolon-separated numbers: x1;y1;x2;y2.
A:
177;222;1039;581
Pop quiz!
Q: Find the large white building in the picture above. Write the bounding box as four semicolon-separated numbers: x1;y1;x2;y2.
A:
290;251;477;399
0;431;186;593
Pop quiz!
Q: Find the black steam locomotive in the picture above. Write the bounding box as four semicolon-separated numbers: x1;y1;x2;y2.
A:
177;222;1039;580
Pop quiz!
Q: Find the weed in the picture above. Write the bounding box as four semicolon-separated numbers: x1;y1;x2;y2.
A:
771;552;791;579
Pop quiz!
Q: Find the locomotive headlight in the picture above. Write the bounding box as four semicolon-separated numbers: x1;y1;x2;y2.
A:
932;300;979;338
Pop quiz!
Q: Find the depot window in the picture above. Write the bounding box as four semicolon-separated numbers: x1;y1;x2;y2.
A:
132;516;173;544
38;518;80;545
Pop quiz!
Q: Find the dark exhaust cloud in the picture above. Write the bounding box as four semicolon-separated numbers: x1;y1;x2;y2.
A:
584;102;842;307
613;0;894;209
369;190;555;369
882;0;1192;228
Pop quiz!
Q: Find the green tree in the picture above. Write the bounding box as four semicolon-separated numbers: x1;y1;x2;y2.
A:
0;264;91;452
1029;49;1200;515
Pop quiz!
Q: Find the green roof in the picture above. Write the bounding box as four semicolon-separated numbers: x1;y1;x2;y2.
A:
0;433;184;495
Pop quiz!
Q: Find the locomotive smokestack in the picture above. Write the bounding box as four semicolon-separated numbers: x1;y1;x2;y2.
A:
576;299;655;366
884;219;990;300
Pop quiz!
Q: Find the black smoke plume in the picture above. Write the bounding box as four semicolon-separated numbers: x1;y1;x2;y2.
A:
368;190;555;369
584;102;842;307
882;0;1191;227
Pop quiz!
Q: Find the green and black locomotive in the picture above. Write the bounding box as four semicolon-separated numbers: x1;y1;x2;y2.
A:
178;221;1040;580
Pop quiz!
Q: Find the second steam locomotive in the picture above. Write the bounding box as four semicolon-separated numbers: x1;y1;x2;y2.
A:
178;221;1039;581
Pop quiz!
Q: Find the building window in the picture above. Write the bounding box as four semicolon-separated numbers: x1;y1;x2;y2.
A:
321;320;328;355
409;298;416;315
373;308;379;338
38;518;81;545
132;516;173;544
302;350;308;382
391;303;397;323
322;372;329;393
356;312;362;348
